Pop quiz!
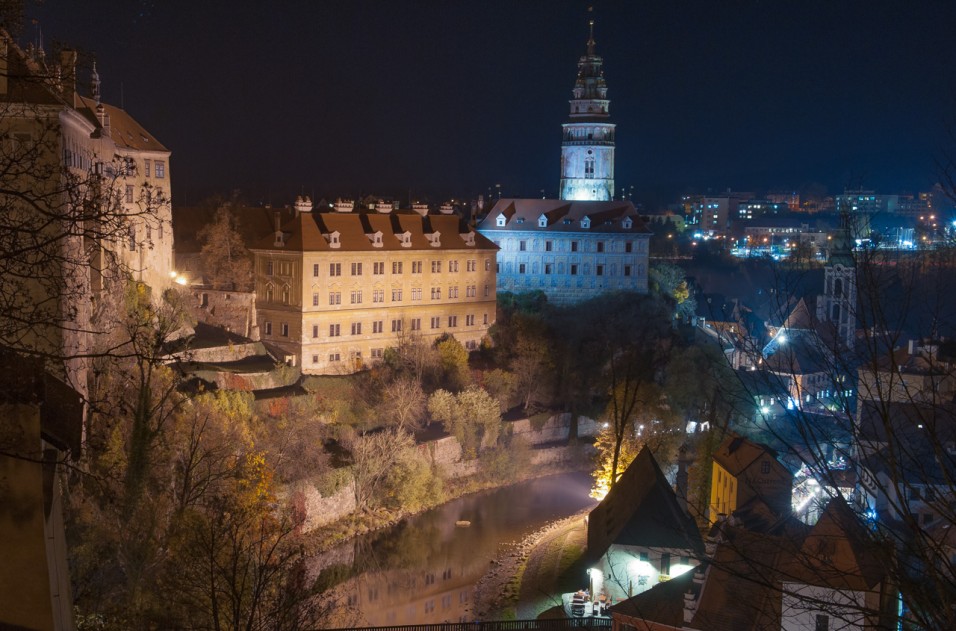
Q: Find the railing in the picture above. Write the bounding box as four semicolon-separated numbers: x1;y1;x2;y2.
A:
324;619;612;631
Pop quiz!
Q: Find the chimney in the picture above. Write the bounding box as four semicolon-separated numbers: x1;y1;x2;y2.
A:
333;199;354;213
59;48;77;99
294;195;313;214
412;203;429;216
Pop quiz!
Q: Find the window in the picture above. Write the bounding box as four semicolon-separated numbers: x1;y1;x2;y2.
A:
144;158;151;177
448;315;458;327
449;286;459;298
485;259;491;271
391;288;402;302
467;259;476;272
351;262;362;276
431;287;441;299
312;325;318;338
545;264;552;274
329;353;341;363
329;291;341;305
125;184;134;204
371;348;384;359
449;260;458;272
391;319;403;332
128;226;136;251
660;553;671;576
584;157;595;178
264;321;272;335
313;263;320;277
329;263;341;276
312;354;318;364
373;289;384;303
571;241;579;252
519;263;526;274
312;293;319;306
570;264;578;275
392;261;403;274
519;240;527;252
597;241;604;253
266;261;274;276
596;265;604;276
412;261;422;274
154;160;165;178
466;285;476;297
373;262;385;275
350;290;362;304
373;321;383;334
624;265;631;277
329;324;341;337
545;240;553;252
483;313;489;325
760;460;771;474
280;323;289;337
411;318;421;331
412;287;422;300
815;614;829;631
484;285;490;297
626;241;633;253
351;322;362;335
466;314;475;326
430;316;440;329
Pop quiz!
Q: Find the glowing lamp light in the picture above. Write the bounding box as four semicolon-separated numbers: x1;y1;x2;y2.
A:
169;270;178;278
174;274;188;286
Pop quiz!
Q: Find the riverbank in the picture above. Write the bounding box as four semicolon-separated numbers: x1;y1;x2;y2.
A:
471;510;592;620
301;458;593;558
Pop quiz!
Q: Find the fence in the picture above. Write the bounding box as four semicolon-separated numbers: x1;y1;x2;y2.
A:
324;619;612;631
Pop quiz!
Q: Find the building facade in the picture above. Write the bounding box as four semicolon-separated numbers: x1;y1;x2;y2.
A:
0;30;172;395
250;204;497;374
559;19;615;202
477;199;650;304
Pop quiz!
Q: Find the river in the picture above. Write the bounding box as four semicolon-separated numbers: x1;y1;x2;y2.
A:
310;471;596;627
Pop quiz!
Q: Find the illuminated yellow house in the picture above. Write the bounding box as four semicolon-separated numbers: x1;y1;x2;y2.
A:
249;201;498;374
709;434;794;525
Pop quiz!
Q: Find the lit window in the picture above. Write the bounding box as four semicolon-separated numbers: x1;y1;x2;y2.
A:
154;160;165;178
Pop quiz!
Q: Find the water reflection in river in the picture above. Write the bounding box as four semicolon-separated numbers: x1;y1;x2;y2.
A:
311;472;595;627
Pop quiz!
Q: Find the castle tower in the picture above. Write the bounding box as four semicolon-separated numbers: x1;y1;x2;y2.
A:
559;18;616;201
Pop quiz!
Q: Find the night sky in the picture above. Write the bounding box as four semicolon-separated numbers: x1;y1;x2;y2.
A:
26;1;956;207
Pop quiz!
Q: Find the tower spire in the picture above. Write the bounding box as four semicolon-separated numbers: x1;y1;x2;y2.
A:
587;18;595;56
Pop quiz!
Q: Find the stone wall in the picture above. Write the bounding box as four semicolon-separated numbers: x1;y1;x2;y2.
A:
289;478;357;534
176;341;263;364
180;286;258;340
509;413;601;443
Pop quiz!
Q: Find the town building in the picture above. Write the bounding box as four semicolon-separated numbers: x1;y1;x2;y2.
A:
0;29;172;394
709;434;793;525
478;198;650;304
249;201;497;374
586;447;704;603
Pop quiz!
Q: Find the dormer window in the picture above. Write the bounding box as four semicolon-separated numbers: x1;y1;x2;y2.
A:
426;231;441;247
623;217;633;229
496;213;507;227
367;231;384;248
516;217;525;224
581;216;591;229
563;218;572;225
324;230;341;249
538;215;548;228
398;231;412;248
274;231;285;247
461;231;476;247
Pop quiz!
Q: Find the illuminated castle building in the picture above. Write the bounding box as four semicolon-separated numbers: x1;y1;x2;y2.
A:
559;19;615;202
478;18;648;304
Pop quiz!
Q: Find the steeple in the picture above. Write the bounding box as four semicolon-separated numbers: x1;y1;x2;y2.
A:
559;16;616;202
90;60;101;103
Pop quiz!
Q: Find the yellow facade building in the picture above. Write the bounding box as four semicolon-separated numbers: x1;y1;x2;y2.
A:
250;203;498;374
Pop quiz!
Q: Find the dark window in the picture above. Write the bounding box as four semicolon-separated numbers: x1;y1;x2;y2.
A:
571;264;578;275
596;265;604;276
571;241;579;252
597;241;604;253
815;614;829;631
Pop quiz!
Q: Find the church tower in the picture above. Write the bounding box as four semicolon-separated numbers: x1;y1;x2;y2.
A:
559;18;616;201
819;222;857;349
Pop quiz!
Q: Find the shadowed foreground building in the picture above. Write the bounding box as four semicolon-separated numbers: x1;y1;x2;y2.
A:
250;202;497;374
